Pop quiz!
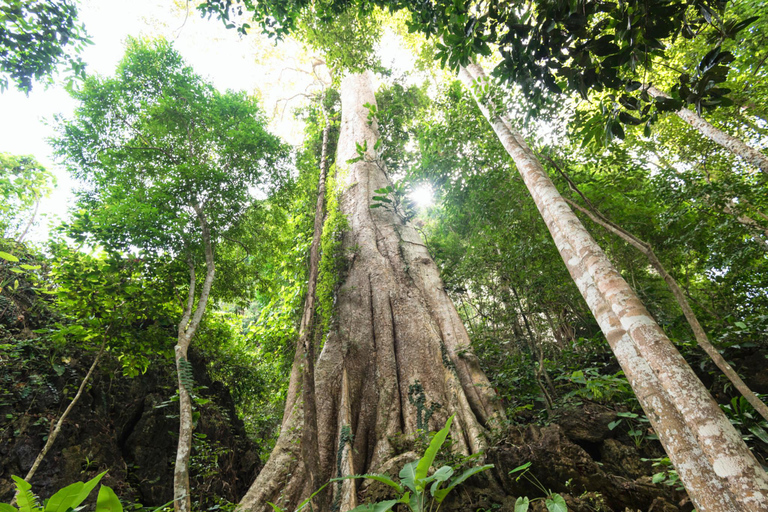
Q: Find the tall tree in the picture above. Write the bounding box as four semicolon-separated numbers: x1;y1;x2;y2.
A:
239;71;503;512
54;38;287;512
459;60;768;512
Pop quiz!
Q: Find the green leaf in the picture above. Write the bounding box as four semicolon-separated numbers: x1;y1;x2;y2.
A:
95;486;122;512
0;251;20;262
357;474;404;494
508;462;531;475
11;477;38;512
748;424;768;445
416;415;454;482
0;505;18;512
266;503;284;512
545;493;567;512
44;482;85;512
429;466;454;496
349;500;398;512
514;496;530;512
652;472;666;484
433;464;493;503
73;470;108;508
399;461;418;493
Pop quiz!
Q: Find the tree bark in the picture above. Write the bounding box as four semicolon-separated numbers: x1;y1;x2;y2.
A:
548;220;740;512
173;206;216;512
239;72;504;512
460;62;768;511
646;86;768;176
560;193;768;424
298;103;331;507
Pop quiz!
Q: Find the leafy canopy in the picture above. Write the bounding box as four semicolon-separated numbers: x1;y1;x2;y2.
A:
0;0;90;93
54;37;289;257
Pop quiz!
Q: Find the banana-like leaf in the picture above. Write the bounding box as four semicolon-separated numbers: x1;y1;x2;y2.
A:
73;471;108;509
415;415;453;482
399;461;418;493
433;464;494;503
428;466;454;496
348;499;398;512
95;486;122;512
44;482;85;512
0;503;19;512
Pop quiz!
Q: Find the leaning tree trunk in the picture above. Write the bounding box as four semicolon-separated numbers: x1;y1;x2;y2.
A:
239;72;504;512
459;62;768;511
646;86;768;176
548;220;740;512
560;194;768;423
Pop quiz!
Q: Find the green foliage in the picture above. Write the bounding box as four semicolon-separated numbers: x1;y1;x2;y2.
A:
508;463;568;512
0;153;55;240
339;415;494;512
0;0;90;92
0;471;115;512
46;244;179;376
317;164;349;340
55;37;288;259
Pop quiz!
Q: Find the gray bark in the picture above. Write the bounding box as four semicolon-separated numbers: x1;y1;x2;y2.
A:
561;194;768;424
646;86;768;176
173;206;216;512
239;72;504;512
460;62;768;511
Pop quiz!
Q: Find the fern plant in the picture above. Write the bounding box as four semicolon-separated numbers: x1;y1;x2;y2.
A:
0;471;123;512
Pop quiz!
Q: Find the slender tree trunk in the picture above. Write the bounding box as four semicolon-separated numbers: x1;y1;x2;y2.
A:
721;199;768;251
298;103;331;507
646;86;768;176
460;62;768;511
11;337;108;505
239;72;504;512
560;192;768;423
548;220;740;512
173;207;216;512
15;198;40;244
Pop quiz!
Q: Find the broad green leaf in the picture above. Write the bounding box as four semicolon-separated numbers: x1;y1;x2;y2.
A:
0;251;19;262
266;503;284;512
0;504;19;512
748;424;768;445
514;496;530;512
11;476;38;512
429;466;454;496
357;474;404;494
95;486;122;512
545;493;568;512
44;482;84;512
399;461;418;493
433;464;494;503
349;500;398;512
73;471;108;508
415;415;453;482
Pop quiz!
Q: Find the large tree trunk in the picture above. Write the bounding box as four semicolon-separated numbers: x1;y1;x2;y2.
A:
548;220;740;512
560;194;768;423
459;62;768;511
646;86;768;176
239;72;504;512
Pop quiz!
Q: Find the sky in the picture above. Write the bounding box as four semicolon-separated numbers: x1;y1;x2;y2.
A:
0;0;427;242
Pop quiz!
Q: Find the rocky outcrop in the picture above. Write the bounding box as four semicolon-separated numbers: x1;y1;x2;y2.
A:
0;340;259;508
